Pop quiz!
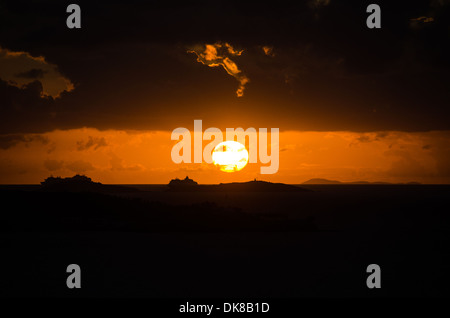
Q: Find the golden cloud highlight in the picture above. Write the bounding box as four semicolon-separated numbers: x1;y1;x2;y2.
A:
262;46;275;57
188;42;249;97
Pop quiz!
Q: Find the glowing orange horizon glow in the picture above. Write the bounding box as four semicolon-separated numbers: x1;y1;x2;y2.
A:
0;128;450;185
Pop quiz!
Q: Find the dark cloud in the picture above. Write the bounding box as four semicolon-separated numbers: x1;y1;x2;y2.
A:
0;0;448;133
15;68;47;79
0;133;49;149
356;135;372;143
76;136;108;151
0;78;57;134
349;132;391;147
0;47;74;97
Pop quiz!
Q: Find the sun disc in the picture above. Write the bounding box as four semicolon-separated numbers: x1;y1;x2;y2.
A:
212;141;249;172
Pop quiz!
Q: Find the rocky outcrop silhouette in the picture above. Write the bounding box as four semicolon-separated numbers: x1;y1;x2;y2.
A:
40;174;138;193
168;176;198;190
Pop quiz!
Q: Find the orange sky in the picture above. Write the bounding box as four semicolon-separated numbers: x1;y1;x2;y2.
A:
1;128;449;184
1;2;449;186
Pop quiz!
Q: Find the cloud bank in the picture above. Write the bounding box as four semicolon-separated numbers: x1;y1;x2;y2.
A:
1;128;450;184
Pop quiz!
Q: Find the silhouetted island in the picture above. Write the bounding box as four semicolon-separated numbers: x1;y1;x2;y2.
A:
168;176;198;189
40;174;139;193
168;177;310;192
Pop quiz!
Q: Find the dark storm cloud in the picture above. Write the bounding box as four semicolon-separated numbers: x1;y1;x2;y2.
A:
0;78;58;134
0;0;449;133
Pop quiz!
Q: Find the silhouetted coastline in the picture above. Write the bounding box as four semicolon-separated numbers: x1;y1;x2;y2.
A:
168;176;311;192
39;174;139;193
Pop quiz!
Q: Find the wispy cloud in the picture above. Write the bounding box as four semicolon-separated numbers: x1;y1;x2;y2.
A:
76;136;108;151
188;42;249;97
262;46;275;57
410;16;435;23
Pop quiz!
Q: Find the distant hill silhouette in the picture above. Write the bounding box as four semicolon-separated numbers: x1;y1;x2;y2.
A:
168;176;198;190
302;178;420;185
40;174;139;193
302;178;342;185
168;178;310;192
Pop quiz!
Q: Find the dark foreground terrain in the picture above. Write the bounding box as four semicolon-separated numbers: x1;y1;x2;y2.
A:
1;184;449;297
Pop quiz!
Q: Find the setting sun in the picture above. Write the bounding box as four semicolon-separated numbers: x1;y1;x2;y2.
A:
212;141;249;173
